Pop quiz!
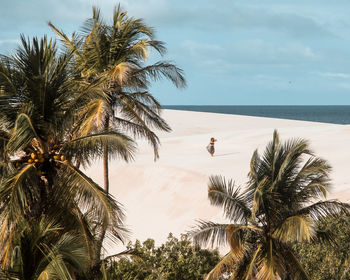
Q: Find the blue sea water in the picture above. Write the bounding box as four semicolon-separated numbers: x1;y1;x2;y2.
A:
163;106;350;125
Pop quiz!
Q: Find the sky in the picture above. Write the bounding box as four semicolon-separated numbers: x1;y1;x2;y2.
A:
1;0;350;105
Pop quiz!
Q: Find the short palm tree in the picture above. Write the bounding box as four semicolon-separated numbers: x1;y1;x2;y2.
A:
191;130;349;280
0;36;135;271
49;5;186;193
3;217;87;280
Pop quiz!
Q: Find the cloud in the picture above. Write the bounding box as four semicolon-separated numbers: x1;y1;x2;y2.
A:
180;40;223;55
224;5;334;38
180;39;318;71
109;1;335;39
317;72;350;79
0;39;19;46
0;1;336;41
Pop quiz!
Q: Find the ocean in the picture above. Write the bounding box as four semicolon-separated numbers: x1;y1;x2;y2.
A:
163;106;350;125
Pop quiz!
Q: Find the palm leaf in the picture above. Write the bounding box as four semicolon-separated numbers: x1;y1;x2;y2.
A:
6;113;41;155
208;175;251;223
63;131;135;164
273;214;314;243
57;163;127;243
118;100;161;160
205;252;235;280
0;163;38;222
190;221;230;248
297;200;350;221
256;239;277;280
132;62;186;89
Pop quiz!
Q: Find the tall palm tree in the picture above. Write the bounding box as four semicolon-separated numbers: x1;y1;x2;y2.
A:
49;7;186;270
49;5;186;193
191;130;350;280
0;36;135;272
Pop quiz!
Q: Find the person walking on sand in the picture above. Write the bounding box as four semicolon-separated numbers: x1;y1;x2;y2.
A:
207;137;217;157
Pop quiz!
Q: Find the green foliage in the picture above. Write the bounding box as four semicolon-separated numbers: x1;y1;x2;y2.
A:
294;215;350;280
105;234;220;280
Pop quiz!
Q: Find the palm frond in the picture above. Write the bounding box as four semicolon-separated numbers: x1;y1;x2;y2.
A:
63;131;135;164
48;22;83;61
190;221;230;248
297;200;350;221
310;228;337;245
256;239;277;280
6;113;41;155
118;95;170;131
36;246;73;280
291;157;332;202
250;177;268;222
57;163;128;243
104;249;143;263
118;101;161;160
273;214;314;243
208;175;251;223
0;163;38;222
225;224;251;260
103;62;130;84
274;138;310;186
242;245;261;280
132;61;186;89
205;252;235;280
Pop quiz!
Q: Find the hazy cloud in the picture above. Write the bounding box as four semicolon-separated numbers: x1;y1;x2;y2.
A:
0;39;19;45
110;1;336;39
180;39;318;69
317;72;350;79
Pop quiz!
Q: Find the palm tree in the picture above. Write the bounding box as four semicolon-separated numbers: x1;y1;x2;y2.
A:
0;36;135;273
49;6;186;270
3;217;87;280
49;5;186;193
191;130;350;280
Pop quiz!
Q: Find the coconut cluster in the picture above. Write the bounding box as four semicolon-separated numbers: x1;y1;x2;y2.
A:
27;152;45;164
49;145;68;164
20;145;68;166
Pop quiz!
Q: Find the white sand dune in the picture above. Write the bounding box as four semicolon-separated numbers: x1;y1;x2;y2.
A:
85;109;350;252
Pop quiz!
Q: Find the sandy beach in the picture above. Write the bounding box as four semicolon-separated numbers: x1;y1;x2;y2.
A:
85;109;350;252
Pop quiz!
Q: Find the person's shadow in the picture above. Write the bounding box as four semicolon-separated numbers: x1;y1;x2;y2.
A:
214;152;238;157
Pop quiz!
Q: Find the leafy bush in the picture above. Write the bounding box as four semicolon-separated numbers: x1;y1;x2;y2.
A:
294;215;350;280
106;233;221;280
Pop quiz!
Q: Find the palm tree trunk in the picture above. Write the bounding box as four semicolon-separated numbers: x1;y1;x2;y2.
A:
94;115;110;269
103;146;109;193
103;115;110;193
